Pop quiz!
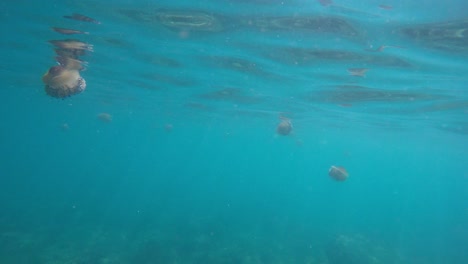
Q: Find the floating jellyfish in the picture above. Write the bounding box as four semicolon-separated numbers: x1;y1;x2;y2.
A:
328;165;349;181
61;123;70;131
276;117;292;136
164;123;174;132
43;15;97;98
97;113;112;123
42;65;86;98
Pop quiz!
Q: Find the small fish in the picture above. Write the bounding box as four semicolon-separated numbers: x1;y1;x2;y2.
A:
64;13;101;24
52;27;89;35
348;68;369;77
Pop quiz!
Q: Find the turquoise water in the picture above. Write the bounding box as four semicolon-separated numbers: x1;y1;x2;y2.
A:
1;0;467;263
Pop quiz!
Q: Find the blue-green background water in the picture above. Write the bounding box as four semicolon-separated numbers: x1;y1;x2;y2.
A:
1;0;467;263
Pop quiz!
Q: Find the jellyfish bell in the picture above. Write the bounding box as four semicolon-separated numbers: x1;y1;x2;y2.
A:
97;112;112;123
47;65;64;76
42;66;81;89
42;66;86;98
328;165;349;181
42;55;87;98
164;123;174;132
276;117;292;136
61;123;70;131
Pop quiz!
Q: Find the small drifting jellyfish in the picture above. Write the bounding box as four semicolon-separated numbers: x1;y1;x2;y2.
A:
328;165;349;181
97;113;112;123
164;123;174;132
276;117;293;136
348;68;369;77
61;123;70;131
43;13;98;99
42;64;86;98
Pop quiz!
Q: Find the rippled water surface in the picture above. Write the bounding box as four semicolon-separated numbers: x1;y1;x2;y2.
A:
1;0;467;263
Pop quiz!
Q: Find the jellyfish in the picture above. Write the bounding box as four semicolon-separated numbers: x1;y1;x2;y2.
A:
276;117;292;136
164;123;174;132
42;55;86;98
42;65;86;98
61;123;70;131
328;165;349;181
43;14;97;99
97;113;112;123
